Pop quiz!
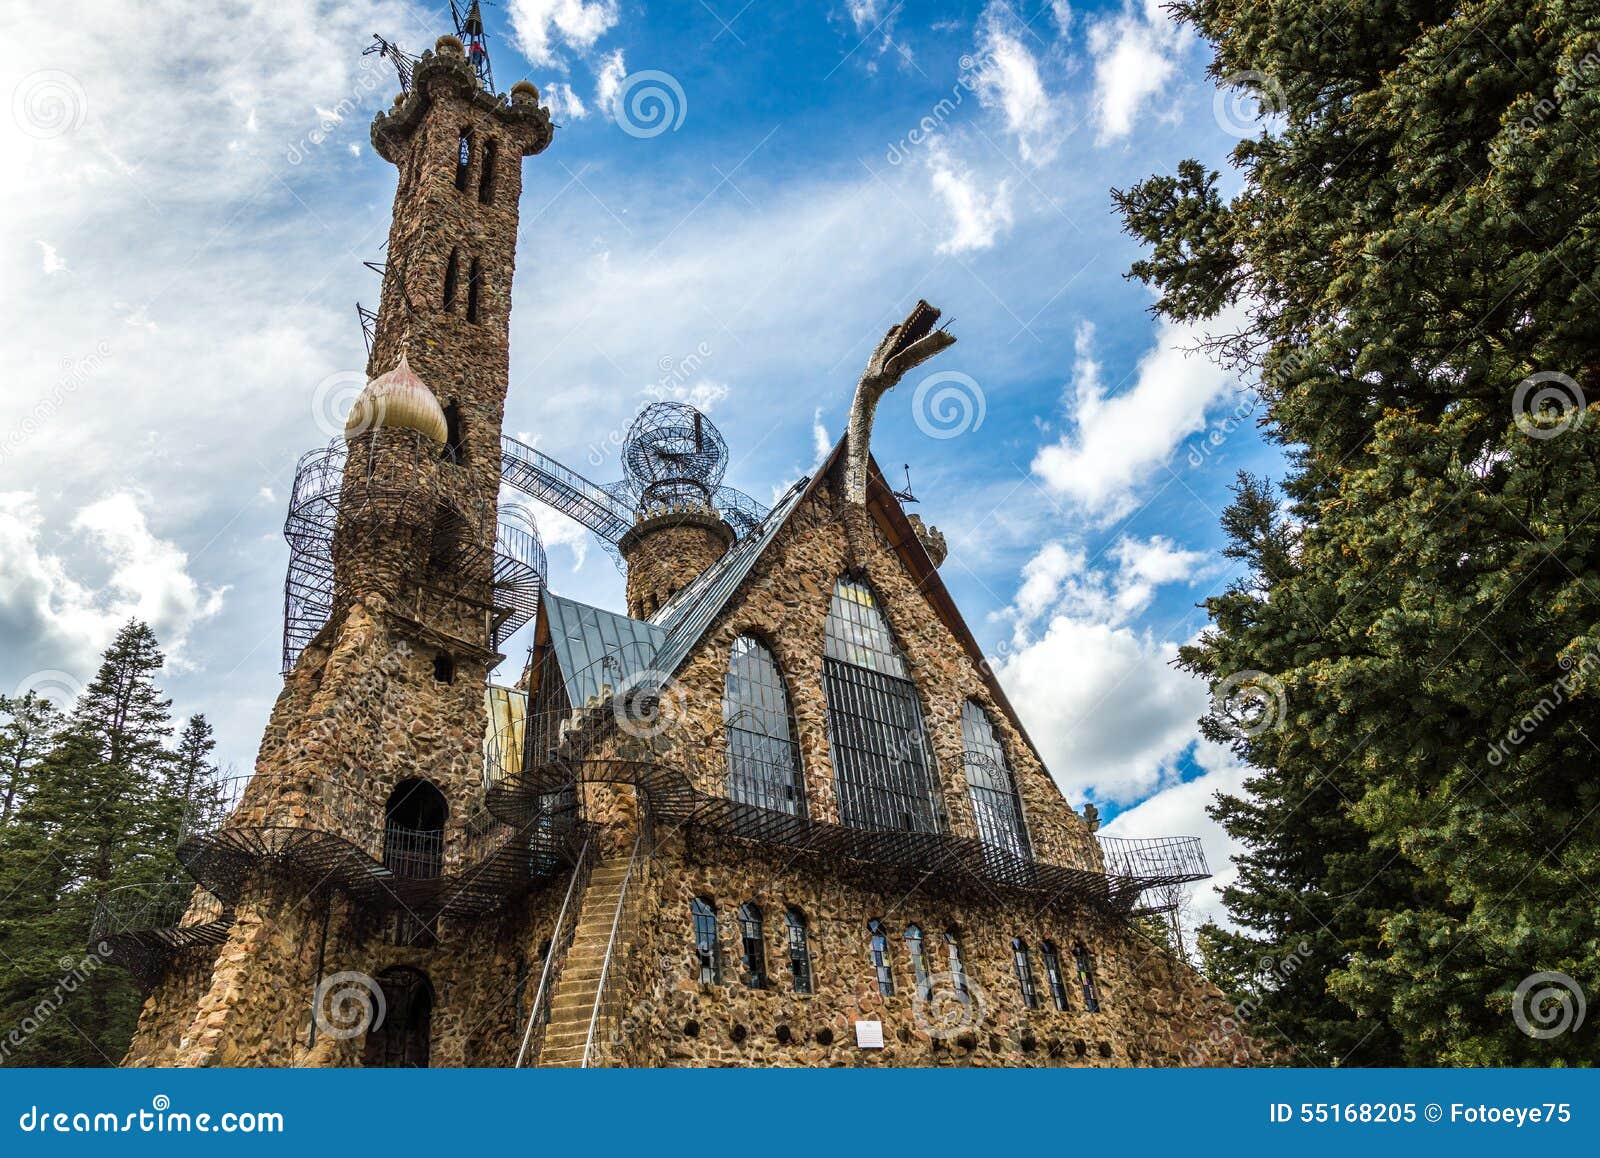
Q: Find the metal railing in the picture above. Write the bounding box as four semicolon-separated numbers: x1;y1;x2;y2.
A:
89;881;233;988
514;830;597;1067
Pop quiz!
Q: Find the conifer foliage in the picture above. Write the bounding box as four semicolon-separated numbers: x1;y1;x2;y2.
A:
1116;4;1600;1062
0;622;223;1066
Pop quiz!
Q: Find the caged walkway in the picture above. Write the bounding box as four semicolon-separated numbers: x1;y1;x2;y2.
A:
89;881;236;989
485;699;1210;917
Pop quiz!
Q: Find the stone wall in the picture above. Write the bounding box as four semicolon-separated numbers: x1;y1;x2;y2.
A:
619;510;734;618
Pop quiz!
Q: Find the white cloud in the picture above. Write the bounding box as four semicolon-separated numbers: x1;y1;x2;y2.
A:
1102;742;1249;933
0;491;226;681
927;143;1013;254
846;0;882;32
35;241;65;274
974;6;1061;164
1086;0;1185;143
508;0;620;67
543;80;588;121
530;501;591;570
653;380;730;411
1031;313;1242;521
595;48;626;120
811;409;831;464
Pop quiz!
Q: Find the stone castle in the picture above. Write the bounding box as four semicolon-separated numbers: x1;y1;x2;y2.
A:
97;24;1262;1068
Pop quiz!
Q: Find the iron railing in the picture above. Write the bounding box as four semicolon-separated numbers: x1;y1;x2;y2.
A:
88;881;233;988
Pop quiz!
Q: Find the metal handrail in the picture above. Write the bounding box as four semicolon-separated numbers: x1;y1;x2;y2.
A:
514;834;594;1068
581;825;645;1068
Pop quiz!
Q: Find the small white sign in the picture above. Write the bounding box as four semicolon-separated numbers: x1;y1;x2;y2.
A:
854;1020;884;1049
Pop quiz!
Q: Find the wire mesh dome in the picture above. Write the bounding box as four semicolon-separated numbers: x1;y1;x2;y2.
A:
622;402;728;510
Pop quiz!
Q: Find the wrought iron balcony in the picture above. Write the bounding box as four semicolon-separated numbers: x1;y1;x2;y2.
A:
88;881;234;988
177;774;585;920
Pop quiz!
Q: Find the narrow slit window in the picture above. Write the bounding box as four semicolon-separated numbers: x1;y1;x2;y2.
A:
442;402;464;464
867;918;894;996
738;902;766;990
691;897;719;984
1041;940;1070;1010
785;908;813;995
1012;937;1039;1009
454;130;472;191
905;924;931;1000
1074;942;1102;1012
443;248;459;312
466;258;482;323
432;651;455;684
478;138;497;203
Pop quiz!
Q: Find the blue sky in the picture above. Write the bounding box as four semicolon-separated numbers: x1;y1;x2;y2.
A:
0;0;1287;927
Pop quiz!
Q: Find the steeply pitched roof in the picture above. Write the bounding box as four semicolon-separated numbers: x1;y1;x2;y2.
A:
543;591;667;707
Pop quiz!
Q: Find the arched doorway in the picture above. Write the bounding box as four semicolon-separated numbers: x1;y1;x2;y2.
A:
361;967;433;1068
383;779;447;879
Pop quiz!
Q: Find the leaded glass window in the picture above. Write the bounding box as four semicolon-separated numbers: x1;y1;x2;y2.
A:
823;578;941;833
1012;937;1040;1009
868;918;895;996
785;907;813;995
724;636;806;815
906;924;931;999
961;700;1030;859
1041;940;1070;1010
738;902;767;990
691;897;720;984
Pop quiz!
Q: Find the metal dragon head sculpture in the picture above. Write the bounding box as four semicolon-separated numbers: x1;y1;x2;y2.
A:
844;300;956;505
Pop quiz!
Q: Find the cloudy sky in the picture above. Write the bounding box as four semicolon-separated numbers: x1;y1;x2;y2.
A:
0;0;1284;928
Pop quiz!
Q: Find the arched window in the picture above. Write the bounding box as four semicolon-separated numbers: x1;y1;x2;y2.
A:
443;248;459;312
867;918;894;996
466;258;483;323
784;907;813;995
454;129;472;191
1012;937;1039;1009
361;967;433;1067
961;700;1030;860
738;902;766;989
823;578;941;833
1073;942;1102;1012
1041;940;1069;1010
383;779;446;879
905;924;931;999
944;930;970;1004
691;897;720;984
723;636;806;815
478;138;497;203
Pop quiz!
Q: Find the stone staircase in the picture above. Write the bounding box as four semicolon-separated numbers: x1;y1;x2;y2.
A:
535;858;631;1067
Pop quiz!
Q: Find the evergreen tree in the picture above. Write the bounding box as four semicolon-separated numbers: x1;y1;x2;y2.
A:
0;692;60;823
0;621;179;1066
1118;3;1600;1063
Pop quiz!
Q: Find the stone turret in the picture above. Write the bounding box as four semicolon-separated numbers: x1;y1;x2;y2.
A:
619;503;734;618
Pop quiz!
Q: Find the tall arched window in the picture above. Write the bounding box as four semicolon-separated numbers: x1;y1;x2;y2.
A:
785;907;813;995
691;897;720;984
867;918;894;996
1074;942;1102;1012
738;902;767;990
723;636;806;815
1012;937;1040;1009
905;924;931;999
383;779;446;879
961;700;1030;860
823;578;941;833
478;138;497;203
454;129;472;190
945;930;970;1004
361;967;433;1067
1041;939;1070;1010
443;248;459;312
466;258;483;323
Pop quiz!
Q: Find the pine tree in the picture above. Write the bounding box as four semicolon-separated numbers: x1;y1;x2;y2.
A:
1117;3;1600;1063
0;621;180;1066
0;692;60;823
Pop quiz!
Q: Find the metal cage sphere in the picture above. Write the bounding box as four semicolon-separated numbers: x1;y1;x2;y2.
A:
622;402;729;497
